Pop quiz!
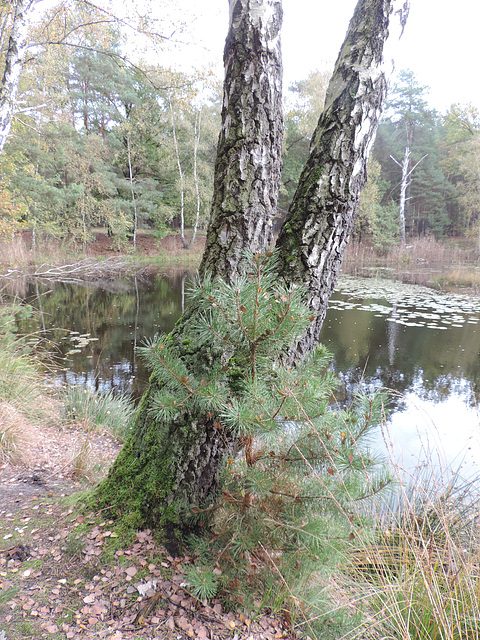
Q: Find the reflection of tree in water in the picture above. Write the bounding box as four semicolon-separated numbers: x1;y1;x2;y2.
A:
15;272;193;400
335;365;477;415
334;366;406;413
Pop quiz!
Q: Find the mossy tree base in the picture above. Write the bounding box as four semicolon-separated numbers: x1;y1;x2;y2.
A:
90;375;235;549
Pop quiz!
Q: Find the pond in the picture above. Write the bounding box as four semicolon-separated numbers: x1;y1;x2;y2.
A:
15;272;480;478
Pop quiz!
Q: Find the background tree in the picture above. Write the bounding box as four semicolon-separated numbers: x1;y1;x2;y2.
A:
0;0;42;154
1;7;220;244
441;104;480;248
354;157;399;247
280;70;330;212
372;70;453;240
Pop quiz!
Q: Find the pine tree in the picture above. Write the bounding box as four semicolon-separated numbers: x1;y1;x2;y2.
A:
139;252;391;627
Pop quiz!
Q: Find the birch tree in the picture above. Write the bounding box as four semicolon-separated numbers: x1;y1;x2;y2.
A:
0;0;42;154
275;0;400;358
390;147;427;243
92;0;408;545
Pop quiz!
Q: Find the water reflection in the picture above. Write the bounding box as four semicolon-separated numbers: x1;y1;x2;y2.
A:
18;271;194;398
15;273;480;474
321;278;480;474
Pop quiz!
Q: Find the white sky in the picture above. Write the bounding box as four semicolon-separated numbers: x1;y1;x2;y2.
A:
166;0;480;113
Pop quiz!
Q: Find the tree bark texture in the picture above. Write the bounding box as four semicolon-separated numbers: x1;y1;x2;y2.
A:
0;0;40;154
276;0;394;359
92;0;284;540
199;0;283;280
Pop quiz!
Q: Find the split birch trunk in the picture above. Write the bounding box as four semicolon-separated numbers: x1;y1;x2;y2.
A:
93;0;407;540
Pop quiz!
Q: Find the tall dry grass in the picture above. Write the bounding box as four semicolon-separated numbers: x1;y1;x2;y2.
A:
344;428;480;640
343;237;480;290
0;336;51;464
0;234;31;270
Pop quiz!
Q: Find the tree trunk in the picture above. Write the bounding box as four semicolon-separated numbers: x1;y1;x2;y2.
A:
92;0;404;543
0;0;40;154
397;146;410;244
126;134;138;250
391;148;427;245
275;0;392;359
92;0;284;544
169;95;188;250
199;0;284;280
188;109;202;249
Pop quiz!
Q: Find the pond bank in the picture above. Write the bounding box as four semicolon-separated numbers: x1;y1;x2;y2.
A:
0;231;206;280
1;231;479;295
342;236;480;293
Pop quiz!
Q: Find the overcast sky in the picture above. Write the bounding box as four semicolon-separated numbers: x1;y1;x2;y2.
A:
167;0;480;113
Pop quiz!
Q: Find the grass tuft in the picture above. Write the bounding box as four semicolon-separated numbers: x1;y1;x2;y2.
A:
0;402;25;464
62;385;134;441
348;453;480;640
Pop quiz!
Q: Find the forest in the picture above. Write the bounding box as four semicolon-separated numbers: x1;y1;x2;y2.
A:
0;1;479;253
2;2;480;640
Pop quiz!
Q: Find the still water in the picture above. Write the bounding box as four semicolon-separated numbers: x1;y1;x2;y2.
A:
18;272;480;476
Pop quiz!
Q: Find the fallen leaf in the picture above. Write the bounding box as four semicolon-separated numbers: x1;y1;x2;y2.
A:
125;566;137;577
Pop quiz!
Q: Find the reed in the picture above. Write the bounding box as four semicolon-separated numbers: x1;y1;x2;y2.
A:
345;436;480;640
343;237;480;290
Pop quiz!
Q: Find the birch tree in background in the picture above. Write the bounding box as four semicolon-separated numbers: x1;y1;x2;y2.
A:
0;0;41;155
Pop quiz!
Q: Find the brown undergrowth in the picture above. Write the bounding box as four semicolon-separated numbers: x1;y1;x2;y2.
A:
342;236;480;292
0;230;206;280
0;417;296;640
1;231;479;293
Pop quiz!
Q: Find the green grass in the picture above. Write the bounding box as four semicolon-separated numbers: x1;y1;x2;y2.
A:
62;385;134;441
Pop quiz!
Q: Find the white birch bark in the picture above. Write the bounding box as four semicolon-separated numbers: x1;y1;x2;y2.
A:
395;146;410;244
189;108;202;249
126;134;138;250
390;148;427;244
0;0;41;154
199;0;284;279
276;0;410;358
169;96;187;249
